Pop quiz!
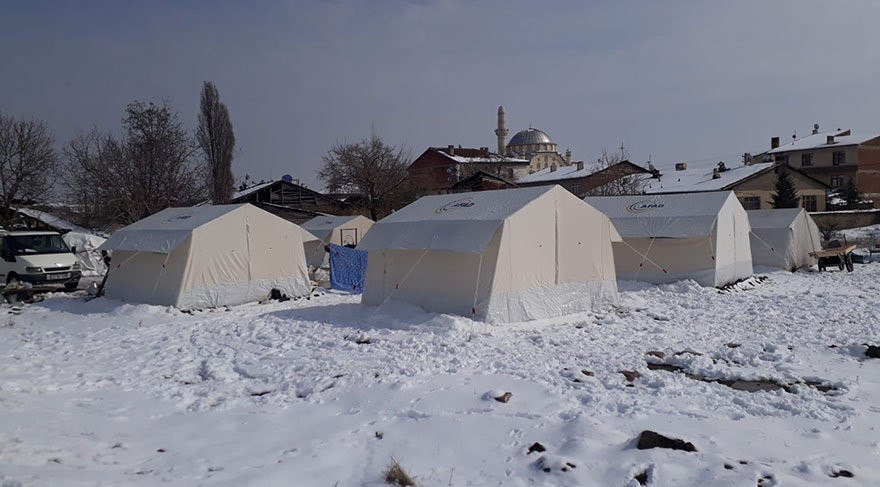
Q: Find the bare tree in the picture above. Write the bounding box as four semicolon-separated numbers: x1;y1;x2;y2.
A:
197;81;236;204
583;144;646;196
318;134;412;220
61;101;206;228
0;112;57;223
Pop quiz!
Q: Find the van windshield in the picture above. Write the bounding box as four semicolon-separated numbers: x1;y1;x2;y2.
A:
6;234;70;255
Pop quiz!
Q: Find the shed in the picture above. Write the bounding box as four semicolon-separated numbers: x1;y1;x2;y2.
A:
100;204;310;309
357;186;620;323
585;192;752;287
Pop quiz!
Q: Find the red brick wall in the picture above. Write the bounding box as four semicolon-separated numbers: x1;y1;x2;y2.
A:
408;150;456;196
857;137;880;205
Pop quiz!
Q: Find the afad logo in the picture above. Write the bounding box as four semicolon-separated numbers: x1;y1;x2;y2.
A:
625;201;664;213
435;197;475;214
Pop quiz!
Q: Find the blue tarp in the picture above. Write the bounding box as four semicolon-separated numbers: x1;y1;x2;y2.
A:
328;243;368;293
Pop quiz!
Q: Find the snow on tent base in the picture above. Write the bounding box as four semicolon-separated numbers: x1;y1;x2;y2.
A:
99;204;311;309
747;208;822;271
585;191;753;287
357;186;621;323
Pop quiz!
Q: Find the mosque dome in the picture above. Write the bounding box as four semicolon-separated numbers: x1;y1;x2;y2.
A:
508;128;554;147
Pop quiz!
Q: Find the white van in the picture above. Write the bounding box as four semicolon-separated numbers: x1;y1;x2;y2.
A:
0;231;81;291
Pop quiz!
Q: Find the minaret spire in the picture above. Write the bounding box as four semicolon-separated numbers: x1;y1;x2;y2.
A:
494;105;508;155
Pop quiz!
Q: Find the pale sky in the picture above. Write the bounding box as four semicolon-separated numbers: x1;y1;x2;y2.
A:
2;0;879;189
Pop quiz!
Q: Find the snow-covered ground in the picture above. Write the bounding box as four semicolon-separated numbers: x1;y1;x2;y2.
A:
1;265;879;486
842;224;880;246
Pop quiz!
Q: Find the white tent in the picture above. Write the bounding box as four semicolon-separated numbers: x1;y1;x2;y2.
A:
301;215;374;268
585;192;752;287
747;208;821;271
299;227;323;270
100;204;311;309
358;186;621;323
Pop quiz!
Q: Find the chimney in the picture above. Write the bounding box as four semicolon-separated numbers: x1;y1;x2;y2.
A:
550;163;557;172
771;136;780;149
576;161;584;171
565;149;572;164
447;145;455;156
712;167;721;179
826;135;835;145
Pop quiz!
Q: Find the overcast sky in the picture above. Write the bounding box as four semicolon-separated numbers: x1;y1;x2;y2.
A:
2;0;879;189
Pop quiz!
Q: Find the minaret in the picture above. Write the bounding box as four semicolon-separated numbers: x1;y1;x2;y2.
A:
494;106;508;155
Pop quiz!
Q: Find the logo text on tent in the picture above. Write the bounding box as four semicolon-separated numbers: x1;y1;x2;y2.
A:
435;198;475;214
626;201;665;213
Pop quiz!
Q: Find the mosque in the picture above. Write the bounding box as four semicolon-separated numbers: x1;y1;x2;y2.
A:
494;106;572;173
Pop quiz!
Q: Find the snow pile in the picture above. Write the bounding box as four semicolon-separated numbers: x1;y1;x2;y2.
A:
0;266;879;485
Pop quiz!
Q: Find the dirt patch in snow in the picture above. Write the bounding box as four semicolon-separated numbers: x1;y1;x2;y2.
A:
646;362;837;394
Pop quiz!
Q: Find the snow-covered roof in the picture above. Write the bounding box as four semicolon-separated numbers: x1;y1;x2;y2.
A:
519;164;592;183
767;130;880;154
519;161;650;184
642;160;774;194
358;186;559;253
431;147;529;165
231;181;276;201
101;204;251;253
585;192;739;238
13;207;91;233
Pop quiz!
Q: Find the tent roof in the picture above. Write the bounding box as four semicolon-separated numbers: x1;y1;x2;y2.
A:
358;186;560;253
585;192;737;238
302;214;372;241
746;208;805;229
100;204;251;253
300;227;321;243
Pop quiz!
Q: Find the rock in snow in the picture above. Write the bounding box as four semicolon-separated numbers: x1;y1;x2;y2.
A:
636;430;698;452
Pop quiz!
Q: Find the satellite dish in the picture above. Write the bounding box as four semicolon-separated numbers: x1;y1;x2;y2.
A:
281;174;293;183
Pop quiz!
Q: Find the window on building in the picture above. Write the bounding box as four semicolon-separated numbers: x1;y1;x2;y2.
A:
771;154;788;164
741;196;761;210
801;195;817;212
832;151;846;165
830;175;842;188
801;153;813;167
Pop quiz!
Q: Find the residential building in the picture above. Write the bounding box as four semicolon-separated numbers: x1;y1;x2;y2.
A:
447;171;518;193
229;178;357;224
408;146;530;196
518;160;651;198
644;160;830;211
758;127;880;206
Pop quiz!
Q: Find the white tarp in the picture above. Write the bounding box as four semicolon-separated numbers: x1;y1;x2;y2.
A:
100;204;311;309
301;215;374;268
359;186;621;323
585;192;753;287
63;232;107;277
747;208;822;271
